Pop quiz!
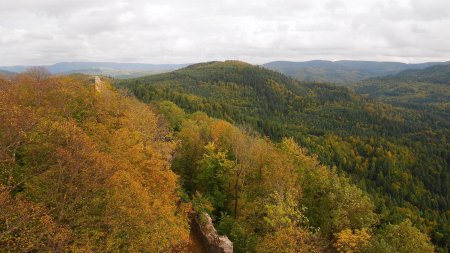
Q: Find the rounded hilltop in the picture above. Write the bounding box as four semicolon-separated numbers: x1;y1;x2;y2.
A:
182;60;253;70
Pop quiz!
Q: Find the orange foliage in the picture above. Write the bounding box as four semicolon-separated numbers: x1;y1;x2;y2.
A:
0;75;190;251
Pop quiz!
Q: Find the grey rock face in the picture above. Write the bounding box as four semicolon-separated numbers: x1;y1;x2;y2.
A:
192;213;233;253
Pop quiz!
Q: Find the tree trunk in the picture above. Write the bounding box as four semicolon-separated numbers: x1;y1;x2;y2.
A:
234;174;239;218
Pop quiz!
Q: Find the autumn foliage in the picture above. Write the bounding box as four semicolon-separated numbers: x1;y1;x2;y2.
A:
0;73;436;252
0;75;190;252
157;101;435;253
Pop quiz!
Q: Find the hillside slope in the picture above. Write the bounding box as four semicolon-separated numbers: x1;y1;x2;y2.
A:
0;74;191;251
154;100;435;253
390;64;450;84
263;60;450;83
116;61;450;251
354;65;450;117
117;61;410;138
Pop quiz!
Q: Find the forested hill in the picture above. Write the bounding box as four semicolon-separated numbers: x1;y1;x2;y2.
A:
115;61;450;251
367;64;450;84
116;60;386;138
353;65;450;120
115;60;448;137
262;60;450;83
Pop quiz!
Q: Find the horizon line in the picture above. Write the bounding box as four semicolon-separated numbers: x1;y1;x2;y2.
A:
2;58;450;68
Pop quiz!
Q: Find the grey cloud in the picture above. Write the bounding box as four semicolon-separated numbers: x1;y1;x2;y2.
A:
0;0;449;65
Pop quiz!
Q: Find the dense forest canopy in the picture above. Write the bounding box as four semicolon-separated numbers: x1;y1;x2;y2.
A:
152;100;435;253
115;60;449;252
353;65;450;115
0;62;446;252
0;74;190;252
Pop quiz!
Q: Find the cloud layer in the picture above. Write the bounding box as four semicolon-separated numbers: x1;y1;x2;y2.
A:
1;0;450;65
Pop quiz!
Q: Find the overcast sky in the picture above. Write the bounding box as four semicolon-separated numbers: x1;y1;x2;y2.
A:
1;0;450;65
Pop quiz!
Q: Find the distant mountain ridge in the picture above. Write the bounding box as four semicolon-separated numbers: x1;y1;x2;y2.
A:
0;69;16;77
0;62;190;78
382;64;450;84
262;60;450;83
2;60;450;81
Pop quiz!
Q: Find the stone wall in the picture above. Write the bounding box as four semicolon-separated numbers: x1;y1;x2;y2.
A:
192;213;233;253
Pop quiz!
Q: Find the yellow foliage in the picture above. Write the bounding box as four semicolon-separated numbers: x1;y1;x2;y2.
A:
257;226;324;253
334;228;371;253
0;76;190;251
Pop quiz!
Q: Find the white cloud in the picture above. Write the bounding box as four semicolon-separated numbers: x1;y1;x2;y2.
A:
0;0;449;65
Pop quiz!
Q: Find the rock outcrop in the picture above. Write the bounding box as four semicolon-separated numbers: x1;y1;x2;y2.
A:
192;213;233;253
